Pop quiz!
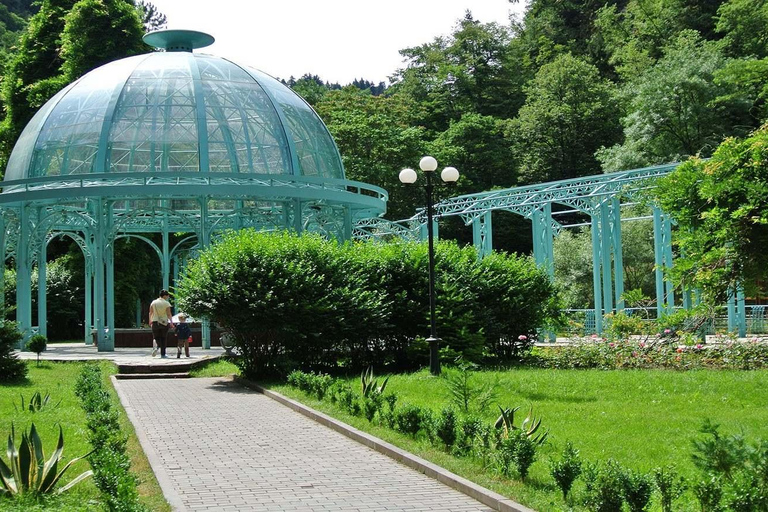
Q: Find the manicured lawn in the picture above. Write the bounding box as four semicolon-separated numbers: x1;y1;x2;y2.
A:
271;368;768;511
0;361;169;511
189;358;240;378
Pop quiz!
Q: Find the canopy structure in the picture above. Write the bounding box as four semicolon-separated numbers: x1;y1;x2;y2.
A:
1;30;386;350
355;163;755;336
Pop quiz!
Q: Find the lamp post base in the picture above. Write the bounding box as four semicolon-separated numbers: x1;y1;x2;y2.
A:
427;336;441;375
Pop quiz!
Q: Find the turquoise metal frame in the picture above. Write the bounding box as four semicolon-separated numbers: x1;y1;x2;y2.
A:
355;163;751;336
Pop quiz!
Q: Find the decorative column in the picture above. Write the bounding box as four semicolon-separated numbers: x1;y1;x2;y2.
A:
590;214;603;334
599;201;613;314
471;211;493;260
199;197;211;349
16;204;33;345
652;207;665;318
94;201;106;350
611;198;625;311
37;231;47;338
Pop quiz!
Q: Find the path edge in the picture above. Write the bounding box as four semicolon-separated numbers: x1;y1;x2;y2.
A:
235;377;535;512
111;375;187;512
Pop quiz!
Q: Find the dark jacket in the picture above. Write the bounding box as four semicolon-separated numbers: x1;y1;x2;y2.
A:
176;322;192;340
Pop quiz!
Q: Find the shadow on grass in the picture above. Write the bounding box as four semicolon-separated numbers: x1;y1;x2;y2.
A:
518;390;597;403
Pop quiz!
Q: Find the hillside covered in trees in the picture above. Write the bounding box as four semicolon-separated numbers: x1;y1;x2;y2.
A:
1;0;767;330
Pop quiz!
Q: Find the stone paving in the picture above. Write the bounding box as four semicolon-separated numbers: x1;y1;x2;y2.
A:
114;377;495;512
15;342;225;365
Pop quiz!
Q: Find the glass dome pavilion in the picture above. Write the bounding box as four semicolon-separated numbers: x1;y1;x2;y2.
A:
0;30;387;350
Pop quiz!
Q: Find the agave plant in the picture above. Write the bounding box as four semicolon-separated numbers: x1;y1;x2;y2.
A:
15;391;61;413
495;405;549;445
360;366;389;399
0;423;93;496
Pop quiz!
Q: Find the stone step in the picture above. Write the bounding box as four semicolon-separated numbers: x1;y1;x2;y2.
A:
115;372;190;380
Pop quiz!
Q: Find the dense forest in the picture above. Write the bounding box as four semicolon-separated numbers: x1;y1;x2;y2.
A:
1;0;766;333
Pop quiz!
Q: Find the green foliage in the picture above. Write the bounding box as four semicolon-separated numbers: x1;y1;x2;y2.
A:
59;0;147;81
582;459;626;512
509;53;621;184
0;422;92;496
599;31;747;171
394;404;424;437
550;441;582;501
177;231;559;376
531;337;768;371
621;467;654;512
651;124;768;305
433;407;458;448
443;358;496;414
653;465;687;512
74;365;144;511
693;420;750;481
716;0;768;59
694;476;724;512
25;335;47;366
0;320;26;382
15;391;60;413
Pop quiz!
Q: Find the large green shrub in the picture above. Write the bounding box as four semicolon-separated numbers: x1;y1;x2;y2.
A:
177;230;560;376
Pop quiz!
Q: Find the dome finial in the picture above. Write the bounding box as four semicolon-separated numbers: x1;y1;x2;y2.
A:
143;29;215;52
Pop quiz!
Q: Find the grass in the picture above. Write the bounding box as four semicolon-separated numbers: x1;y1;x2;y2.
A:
189;357;240;378
0;361;169;511
270;367;768;512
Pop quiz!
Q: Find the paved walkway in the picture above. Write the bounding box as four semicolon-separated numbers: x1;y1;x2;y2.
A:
114;377;495;512
15;342;225;365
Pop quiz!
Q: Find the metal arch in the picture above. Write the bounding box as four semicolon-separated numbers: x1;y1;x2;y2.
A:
110;205;199;239
114;234;164;266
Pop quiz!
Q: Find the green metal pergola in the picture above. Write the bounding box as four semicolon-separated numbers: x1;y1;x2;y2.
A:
354;163;752;336
0;30;387;350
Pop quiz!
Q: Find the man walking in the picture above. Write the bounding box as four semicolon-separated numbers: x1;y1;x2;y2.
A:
149;289;174;358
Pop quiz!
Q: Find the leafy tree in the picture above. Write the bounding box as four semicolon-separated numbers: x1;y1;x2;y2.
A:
509;53;621;184
594;0;727;81
428;112;516;193
135;0;166;32
315;87;427;220
60;0;148;81
0;0;78;170
716;0;768;58
289;74;333;106
391;13;523;132
650;124;768;305
598;31;747;172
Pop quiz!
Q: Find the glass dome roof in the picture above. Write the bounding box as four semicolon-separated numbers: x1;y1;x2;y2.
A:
5;48;345;181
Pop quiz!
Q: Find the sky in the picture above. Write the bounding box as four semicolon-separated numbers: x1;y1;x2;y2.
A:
148;0;527;85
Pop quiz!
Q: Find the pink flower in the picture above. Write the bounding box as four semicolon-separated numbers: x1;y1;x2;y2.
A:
696;344;703;349
609;343;615;348
676;347;684;353
518;334;528;341
639;342;646;348
664;329;671;334
591;334;598;339
632;351;638;357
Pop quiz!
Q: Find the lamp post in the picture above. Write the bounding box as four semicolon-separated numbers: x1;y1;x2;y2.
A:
399;156;459;376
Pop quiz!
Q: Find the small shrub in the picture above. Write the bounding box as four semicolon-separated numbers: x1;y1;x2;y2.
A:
692;419;747;480
693;476;723;512
653;465;687;512
434;407;458;448
454;416;482;456
622;467;654;512
0;319;26;382
25;334;47;366
394;404;424;436
582;459;625;512
513;431;537;480
551;441;582;501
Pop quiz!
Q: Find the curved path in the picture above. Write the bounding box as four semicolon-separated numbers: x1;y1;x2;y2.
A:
114;377;497;512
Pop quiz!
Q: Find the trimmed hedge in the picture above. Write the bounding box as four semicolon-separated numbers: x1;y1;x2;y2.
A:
177;230;561;377
75;365;145;512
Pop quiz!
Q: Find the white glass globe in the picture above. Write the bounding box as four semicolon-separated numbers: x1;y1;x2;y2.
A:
441;166;459;182
399;168;418;184
419;156;438;172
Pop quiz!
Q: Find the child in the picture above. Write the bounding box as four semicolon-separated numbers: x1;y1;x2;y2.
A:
176;314;193;358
